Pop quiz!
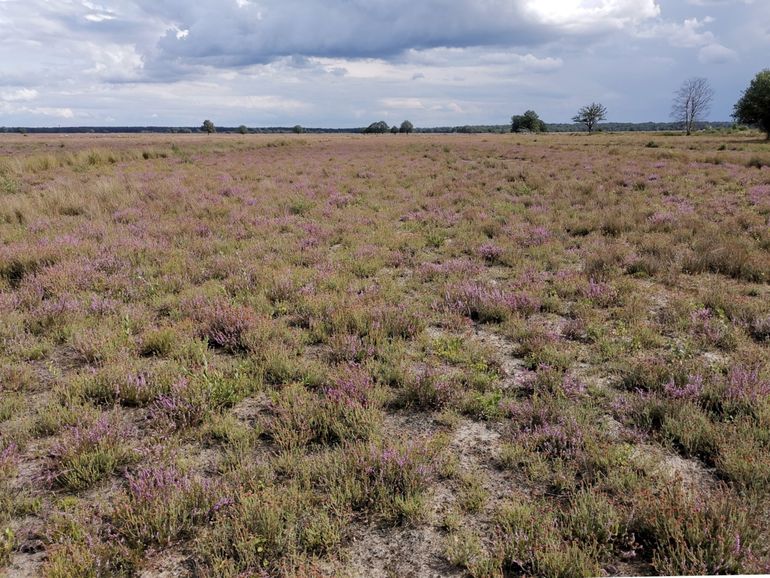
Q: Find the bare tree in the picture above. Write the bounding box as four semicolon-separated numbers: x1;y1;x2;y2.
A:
671;78;714;136
572;102;607;133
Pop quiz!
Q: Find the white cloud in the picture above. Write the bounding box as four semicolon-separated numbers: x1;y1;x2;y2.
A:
639;17;715;48
380;98;425;110
524;0;660;29
0;88;39;101
698;42;738;63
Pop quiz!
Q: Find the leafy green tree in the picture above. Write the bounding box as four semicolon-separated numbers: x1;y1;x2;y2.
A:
572;103;607;133
292;125;305;134
201;120;216;134
238;125;248;135
399;120;414;134
391;125;399;134
364;121;389;134
733;69;770;139
511;110;546;133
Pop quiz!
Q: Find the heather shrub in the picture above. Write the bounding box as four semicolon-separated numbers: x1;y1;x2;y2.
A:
186;297;261;353
48;414;135;490
714;421;770;492
267;383;380;450
112;466;221;548
443;281;539;323
393;368;458;410
493;498;604;578
149;377;211;430
349;438;436;522
683;230;768;282
632;484;762;575
139;327;177;357
194;483;342;576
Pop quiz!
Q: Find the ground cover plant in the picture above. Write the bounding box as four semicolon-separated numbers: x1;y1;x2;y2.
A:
0;131;768;576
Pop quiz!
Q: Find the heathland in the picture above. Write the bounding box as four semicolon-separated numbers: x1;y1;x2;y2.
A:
0;132;769;576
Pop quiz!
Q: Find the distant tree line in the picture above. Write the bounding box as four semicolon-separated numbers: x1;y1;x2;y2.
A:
5;70;770;137
2;122;741;135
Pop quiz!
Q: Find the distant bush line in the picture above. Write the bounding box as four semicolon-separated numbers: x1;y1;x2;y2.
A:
1;121;738;135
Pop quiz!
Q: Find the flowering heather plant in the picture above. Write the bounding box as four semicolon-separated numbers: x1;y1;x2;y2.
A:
584;278;618;306
748;184;770;210
442;281;540;323
0;443;18;479
150;378;208;430
478;242;503;263
418;258;482;281
323;364;374;408
327;332;375;363
352;439;435;521
663;374;704;401
725;366;770;406
112;465;220;548
48;414;134;490
186;297;259;353
372;306;423;339
395;368;457;410
520;417;586;461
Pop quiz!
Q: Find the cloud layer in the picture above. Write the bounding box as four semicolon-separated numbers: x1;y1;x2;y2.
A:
0;0;767;125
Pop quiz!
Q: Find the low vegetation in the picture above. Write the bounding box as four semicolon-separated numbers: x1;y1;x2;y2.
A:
0;131;768;576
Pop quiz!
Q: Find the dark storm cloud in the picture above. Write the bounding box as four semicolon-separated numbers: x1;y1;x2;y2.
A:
137;0;660;70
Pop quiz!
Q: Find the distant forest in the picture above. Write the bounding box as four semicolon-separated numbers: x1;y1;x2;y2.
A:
0;121;736;134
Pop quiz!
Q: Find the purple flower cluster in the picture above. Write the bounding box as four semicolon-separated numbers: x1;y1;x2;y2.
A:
443;281;540;320
726;366;770;405
126;465;192;503
418;258;482;281
663;374;704;400
585;278;617;304
357;441;433;498
150;378;206;429
478;242;503;262
0;443;19;477
525;417;585;460
748;185;770;208
324;365;374;408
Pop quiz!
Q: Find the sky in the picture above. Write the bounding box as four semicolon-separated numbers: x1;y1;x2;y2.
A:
0;0;768;127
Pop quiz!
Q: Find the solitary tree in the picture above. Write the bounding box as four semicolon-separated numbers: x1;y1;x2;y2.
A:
292;125;305;134
511;110;546;133
671;77;713;136
391;125;399;134
572;103;607;133
238;125;248;135
201;119;216;134
399;120;414;134
733;69;770;140
364;121;389;134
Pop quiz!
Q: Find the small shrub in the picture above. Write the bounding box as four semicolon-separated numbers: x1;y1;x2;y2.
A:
48;414;135;491
112;466;221;548
139;328;177;357
634;484;761;575
443;281;540;323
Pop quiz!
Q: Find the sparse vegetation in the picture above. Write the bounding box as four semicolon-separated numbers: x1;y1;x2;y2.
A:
0;131;768;576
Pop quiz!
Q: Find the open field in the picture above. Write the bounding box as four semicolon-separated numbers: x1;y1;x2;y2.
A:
1;131;769;577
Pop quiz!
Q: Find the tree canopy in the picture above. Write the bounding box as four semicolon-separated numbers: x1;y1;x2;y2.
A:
572;103;607;133
399;120;414;134
511;110;546;133
201;119;216;134
733;69;770;139
364;121;389;134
